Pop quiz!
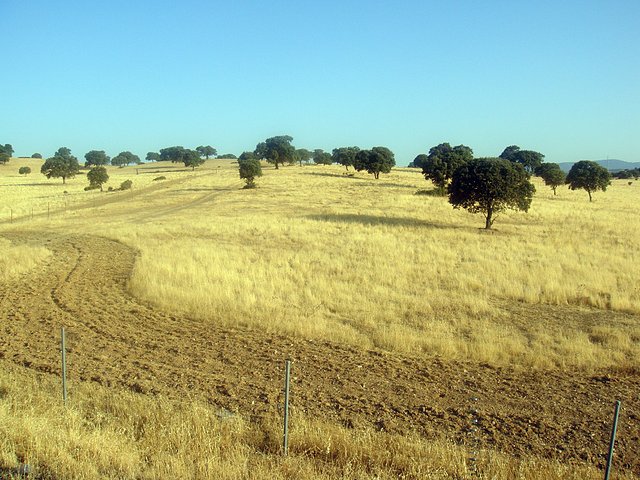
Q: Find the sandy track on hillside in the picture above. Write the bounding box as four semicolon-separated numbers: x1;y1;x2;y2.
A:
1;232;639;474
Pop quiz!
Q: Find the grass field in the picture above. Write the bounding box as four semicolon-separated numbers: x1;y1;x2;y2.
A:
3;157;638;369
1;157;639;478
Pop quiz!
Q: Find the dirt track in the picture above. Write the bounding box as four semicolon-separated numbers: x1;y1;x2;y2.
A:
1;232;639;474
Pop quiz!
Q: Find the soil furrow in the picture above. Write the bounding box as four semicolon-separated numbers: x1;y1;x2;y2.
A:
1;231;639;474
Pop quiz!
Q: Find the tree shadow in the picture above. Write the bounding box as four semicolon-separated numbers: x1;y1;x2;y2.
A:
302;171;368;180
307;213;456;229
0;182;61;187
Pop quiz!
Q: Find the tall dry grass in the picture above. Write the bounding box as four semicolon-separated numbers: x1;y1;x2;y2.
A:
1;160;639;370
0;362;628;480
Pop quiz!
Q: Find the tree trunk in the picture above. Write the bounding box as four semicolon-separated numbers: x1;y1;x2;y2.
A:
275;160;279;170
485;204;493;229
588;189;592;202
374;171;379;179
62;176;66;184
553;186;557;195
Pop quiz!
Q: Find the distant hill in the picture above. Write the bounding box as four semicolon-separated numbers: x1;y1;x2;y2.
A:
557;159;640;173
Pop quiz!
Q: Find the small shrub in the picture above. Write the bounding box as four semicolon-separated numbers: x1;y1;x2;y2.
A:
83;185;100;191
108;186;114;191
153;176;166;181
18;166;31;175
120;180;133;190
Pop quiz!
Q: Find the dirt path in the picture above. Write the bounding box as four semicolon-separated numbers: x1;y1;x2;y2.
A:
1;232;639;474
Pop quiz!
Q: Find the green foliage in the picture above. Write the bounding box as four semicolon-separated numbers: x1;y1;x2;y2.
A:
196;145;217;159
0;153;9;164
84;184;100;191
420;143;473;191
0;144;14;157
565;160;611;202
146;152;161;162
535;163;565;195
111;151;140;167
159;146;186;163
354;146;395;179
183;149;205;170
84;150;110;167
295;148;312;166
238;151;256;161
31;153;42;159
120;179;133;190
18;166;31;175
87;166;109;191
238;157;263;188
217;153;237;159
499;145;545;174
332;146;360;170
409;154;428;169
448;157;535;229
254;135;295;169
313;149;333;165
40;147;80;184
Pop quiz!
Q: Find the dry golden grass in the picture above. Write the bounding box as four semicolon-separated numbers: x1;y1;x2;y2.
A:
0;362;629;480
2;159;640;478
1;159;639;370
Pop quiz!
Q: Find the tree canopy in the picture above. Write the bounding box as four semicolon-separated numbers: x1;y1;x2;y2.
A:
146;152;160;162
0;144;12;164
238;157;262;188
159;146;187;163
332;146;360;171
565;160;611;202
182;149;205;170
41;147;80;184
111;151;140;167
295;148;312;166
420;143;473;193
84;150;110;167
18;166;31;175
448;157;535;229
354;146;395;179
313;149;333;165
238;151;257;161
535;163;565;195
0;144;14;158
196;145;217;159
217;153;237;159
31;153;42;159
87;166;109;191
499;145;545;174
254;135;296;169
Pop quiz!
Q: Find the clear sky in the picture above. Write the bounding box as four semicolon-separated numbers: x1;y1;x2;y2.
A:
2;0;639;165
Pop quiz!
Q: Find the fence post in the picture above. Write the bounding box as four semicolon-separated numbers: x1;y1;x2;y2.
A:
283;359;291;456
604;400;622;480
61;327;68;406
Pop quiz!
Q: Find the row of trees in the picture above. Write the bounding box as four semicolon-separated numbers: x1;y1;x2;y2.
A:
238;136;396;179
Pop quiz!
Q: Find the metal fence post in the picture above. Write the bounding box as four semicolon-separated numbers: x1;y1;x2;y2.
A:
604;400;621;480
61;327;68;406
283;359;291;456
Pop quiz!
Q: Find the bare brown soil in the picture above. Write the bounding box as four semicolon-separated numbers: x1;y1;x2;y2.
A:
1;231;639;474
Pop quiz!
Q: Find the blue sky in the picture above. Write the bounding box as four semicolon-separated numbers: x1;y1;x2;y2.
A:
2;0;639;165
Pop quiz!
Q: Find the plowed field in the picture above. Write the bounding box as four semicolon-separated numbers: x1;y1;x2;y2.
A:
1;231;639;475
